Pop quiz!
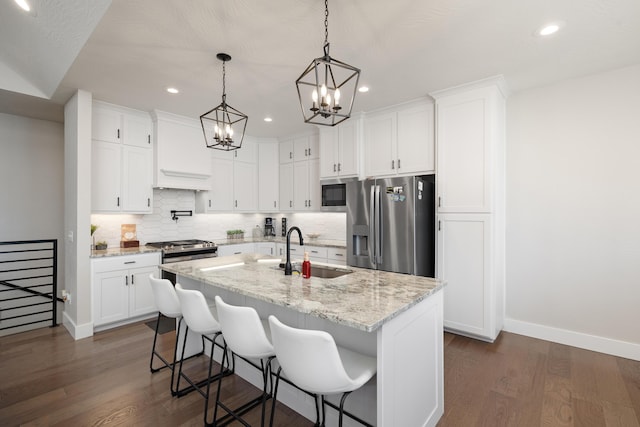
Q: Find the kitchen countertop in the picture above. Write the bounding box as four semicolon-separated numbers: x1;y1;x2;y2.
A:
217;236;346;248
161;253;443;332
90;237;346;258
90;246;162;258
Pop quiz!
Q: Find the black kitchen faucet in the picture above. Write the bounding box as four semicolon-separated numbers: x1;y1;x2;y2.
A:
284;226;304;275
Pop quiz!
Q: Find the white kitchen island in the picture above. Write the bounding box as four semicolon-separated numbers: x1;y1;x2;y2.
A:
161;253;444;427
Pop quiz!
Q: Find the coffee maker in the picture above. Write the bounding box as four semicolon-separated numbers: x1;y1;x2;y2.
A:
264;217;276;237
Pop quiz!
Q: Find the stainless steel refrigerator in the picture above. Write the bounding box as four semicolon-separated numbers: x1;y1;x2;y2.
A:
346;175;435;277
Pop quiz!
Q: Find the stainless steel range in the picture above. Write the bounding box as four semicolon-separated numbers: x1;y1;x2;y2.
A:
146;239;217;282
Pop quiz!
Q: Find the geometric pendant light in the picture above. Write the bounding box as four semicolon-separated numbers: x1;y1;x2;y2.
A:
295;0;361;126
200;53;248;151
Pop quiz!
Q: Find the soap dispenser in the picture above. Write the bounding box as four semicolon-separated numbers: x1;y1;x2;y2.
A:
302;251;311;279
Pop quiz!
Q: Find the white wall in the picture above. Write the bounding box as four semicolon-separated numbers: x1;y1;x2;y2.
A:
63;90;93;339
505;64;640;355
0;113;64;240
0;112;65;288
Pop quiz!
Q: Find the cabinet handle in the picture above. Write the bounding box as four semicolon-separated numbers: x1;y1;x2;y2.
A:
438;220;441;231
290;200;292;208
438;196;441;207
125;276;128;286
391;160;395;169
124;261;136;264
305;148;308;156
235;200;238;208
311;250;319;254
209;200;212;208
338;163;341;172
398;159;401;169
117;196;120;207
333;253;344;257
289;152;292;159
147;135;151;144
131;274;134;285
270;248;274;255
234;251;241;255
273;201;276;208
308;147;311;156
334;164;337;172
117;129;120;139
147;198;150;207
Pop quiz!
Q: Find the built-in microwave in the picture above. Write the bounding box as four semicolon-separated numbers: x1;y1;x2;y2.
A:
321;179;354;211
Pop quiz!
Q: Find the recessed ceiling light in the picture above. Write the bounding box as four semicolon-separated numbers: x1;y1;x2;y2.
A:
536;21;565;37
358;86;370;93
166;87;179;94
264;117;273;122
14;0;30;12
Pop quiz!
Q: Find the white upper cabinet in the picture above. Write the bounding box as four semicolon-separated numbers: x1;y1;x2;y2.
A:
195;136;257;212
433;83;505;213
258;139;279;212
280;132;320;211
293;135;319;162
152;110;212;191
319;116;361;179
364;99;434;177
91;102;153;213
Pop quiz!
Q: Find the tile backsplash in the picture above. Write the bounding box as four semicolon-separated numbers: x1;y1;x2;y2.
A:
91;188;346;248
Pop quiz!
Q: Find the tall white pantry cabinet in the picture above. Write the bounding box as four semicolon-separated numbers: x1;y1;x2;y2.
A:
431;76;507;342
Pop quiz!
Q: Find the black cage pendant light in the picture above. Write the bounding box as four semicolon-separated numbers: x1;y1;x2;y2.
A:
200;53;247;151
295;0;361;126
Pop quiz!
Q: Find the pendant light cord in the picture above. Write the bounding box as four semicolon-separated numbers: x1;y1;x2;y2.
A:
324;0;329;45
221;60;227;103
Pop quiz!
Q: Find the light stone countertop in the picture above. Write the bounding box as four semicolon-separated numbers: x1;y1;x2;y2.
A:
90;246;162;258
161;253;443;332
217;236;346;248
90;237;345;258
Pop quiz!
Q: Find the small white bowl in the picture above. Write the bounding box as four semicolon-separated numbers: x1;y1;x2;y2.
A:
306;233;320;239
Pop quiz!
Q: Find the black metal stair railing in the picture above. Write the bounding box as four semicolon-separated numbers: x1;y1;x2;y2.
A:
0;239;61;332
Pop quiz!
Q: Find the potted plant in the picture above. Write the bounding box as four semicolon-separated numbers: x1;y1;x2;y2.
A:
95;241;108;250
226;229;245;240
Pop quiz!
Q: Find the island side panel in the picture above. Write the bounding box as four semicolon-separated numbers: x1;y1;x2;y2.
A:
377;289;444;427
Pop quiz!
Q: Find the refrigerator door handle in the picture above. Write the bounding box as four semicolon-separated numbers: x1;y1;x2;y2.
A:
375;185;382;265
369;184;376;266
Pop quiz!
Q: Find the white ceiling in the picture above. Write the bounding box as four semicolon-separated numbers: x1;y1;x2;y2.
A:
1;0;640;138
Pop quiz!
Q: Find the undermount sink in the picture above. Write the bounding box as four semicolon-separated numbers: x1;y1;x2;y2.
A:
273;263;353;279
309;265;354;279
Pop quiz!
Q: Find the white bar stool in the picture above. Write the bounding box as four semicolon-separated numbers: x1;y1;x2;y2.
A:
211;296;276;427
174;284;230;424
268;315;377;427
148;275;183;395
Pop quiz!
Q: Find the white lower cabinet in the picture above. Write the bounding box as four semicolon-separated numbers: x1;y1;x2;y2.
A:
217;243;255;257
437;214;501;341
254;242;276;256
92;253;160;329
327;247;347;266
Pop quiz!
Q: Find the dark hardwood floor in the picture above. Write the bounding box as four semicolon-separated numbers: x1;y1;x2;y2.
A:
0;321;638;426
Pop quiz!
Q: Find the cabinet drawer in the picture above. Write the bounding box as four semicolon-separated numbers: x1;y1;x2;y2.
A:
327;247;347;263
92;252;161;273
306;246;328;260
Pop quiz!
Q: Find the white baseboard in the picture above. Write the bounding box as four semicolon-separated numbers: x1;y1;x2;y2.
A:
504;318;640;361
62;311;94;340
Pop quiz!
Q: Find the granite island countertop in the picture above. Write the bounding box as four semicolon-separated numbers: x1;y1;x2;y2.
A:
161;253;443;332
